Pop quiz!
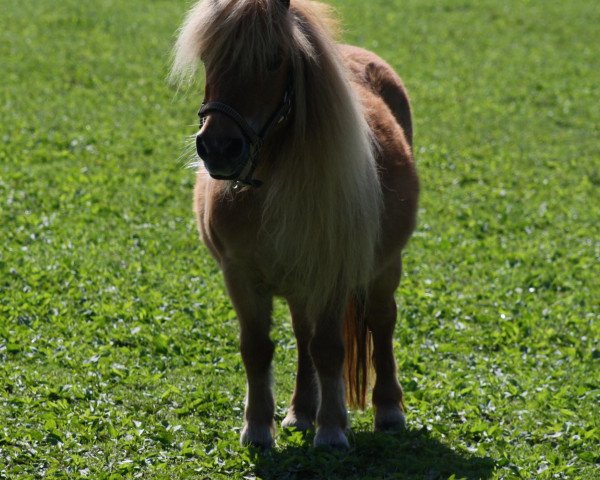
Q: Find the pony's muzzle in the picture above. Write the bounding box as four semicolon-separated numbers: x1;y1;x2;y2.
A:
196;123;249;179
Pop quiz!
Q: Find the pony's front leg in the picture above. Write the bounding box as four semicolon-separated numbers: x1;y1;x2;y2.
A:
310;306;349;448
282;304;317;431
223;266;275;448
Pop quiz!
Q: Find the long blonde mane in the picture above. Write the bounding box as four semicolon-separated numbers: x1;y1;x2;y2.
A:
172;0;383;318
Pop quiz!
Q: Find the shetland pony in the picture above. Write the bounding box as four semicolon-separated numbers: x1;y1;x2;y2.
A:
171;0;418;448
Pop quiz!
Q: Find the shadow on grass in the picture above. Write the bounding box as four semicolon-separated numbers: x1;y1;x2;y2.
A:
251;428;495;480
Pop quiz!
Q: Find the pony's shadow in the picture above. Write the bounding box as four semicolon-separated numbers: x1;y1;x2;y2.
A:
251;427;495;480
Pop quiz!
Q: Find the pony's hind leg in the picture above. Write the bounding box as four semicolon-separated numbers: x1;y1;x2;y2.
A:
223;266;275;448
282;304;317;431
310;304;350;448
367;260;406;432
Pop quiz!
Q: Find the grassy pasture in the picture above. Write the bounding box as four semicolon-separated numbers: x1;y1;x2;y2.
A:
0;0;598;478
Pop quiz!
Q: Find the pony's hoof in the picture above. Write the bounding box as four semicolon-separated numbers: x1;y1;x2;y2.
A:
240;424;274;449
313;427;350;449
374;406;406;432
282;411;314;431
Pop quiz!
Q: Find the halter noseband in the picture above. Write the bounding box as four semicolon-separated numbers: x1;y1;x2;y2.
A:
198;77;293;188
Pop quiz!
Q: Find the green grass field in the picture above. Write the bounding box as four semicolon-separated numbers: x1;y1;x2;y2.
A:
1;0;598;478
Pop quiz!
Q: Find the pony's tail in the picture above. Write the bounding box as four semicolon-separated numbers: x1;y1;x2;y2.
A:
343;293;373;410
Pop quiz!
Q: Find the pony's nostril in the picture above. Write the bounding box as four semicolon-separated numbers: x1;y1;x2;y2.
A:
196;134;209;160
197;133;245;163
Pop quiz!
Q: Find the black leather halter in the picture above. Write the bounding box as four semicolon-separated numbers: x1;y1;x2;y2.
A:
198;77;293;188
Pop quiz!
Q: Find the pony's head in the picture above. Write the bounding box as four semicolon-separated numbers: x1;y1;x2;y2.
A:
171;0;303;184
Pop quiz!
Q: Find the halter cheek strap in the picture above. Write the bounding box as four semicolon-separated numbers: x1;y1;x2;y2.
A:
198;79;293;188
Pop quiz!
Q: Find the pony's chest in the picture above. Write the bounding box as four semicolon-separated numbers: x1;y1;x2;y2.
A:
206;221;294;293
199;185;281;266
